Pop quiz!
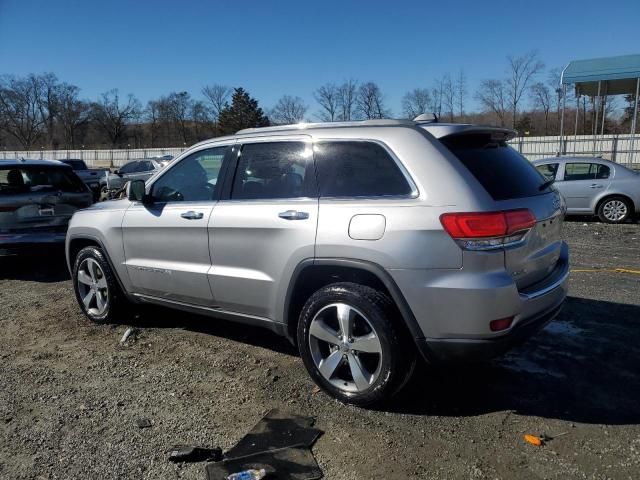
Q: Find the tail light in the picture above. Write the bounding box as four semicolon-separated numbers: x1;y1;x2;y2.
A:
0;206;18;212
440;209;536;250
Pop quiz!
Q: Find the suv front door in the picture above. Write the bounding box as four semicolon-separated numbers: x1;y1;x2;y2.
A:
122;145;231;305
208;137;318;320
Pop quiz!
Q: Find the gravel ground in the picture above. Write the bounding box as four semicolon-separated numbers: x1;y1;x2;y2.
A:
1;218;639;480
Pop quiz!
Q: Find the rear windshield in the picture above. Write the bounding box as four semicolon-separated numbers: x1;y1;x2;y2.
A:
440;134;550;200
61;160;87;170
0;166;87;195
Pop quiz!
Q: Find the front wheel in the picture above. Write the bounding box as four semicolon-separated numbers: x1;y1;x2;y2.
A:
72;246;131;323
598;196;632;223
297;282;415;406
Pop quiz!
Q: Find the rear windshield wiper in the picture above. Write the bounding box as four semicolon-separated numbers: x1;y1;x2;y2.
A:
539;178;555;191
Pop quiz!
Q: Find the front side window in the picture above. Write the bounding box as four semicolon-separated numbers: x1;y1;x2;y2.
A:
564;163;610;181
536;163;558;180
152;146;228;202
231;142;313;200
139;160;155;172
314;141;412;198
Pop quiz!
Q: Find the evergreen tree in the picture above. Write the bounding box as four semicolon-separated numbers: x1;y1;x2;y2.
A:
218;88;269;134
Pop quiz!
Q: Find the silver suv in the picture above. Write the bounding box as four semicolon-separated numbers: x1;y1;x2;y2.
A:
65;120;569;406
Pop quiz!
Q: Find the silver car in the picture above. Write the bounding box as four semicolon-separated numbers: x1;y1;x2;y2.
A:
106;158;164;192
66;120;569;406
533;157;640;223
1;159;93;256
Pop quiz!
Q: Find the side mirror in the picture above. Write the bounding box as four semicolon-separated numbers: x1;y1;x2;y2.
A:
113;169;119;175
127;179;147;202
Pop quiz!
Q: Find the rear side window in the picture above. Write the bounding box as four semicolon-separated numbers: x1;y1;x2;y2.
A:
231;142;313;200
536;163;558;180
0;166;86;194
440;134;549;201
564;162;610;181
314;141;412;197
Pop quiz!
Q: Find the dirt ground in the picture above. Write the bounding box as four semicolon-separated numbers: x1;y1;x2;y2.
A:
1;219;639;480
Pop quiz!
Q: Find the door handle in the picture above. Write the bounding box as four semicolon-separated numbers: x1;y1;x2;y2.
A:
589;184;604;189
278;210;309;220
180;211;204;220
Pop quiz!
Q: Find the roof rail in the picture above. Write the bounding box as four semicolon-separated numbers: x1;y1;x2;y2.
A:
236;118;416;135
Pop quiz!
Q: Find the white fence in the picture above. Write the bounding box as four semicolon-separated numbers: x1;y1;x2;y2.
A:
2;133;639;167
510;134;639;165
0;147;187;167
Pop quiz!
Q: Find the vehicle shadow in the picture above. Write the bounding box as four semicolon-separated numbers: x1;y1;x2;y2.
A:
127;305;298;357
390;296;640;426
0;248;70;282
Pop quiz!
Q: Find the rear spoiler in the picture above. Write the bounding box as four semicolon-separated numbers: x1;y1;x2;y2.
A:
420;124;518;142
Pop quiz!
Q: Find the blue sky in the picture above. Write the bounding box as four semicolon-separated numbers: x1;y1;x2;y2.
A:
1;0;639;117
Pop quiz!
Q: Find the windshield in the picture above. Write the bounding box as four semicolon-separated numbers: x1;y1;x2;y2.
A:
0;166;87;195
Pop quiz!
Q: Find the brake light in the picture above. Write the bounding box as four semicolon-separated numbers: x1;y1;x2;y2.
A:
440;209;536;250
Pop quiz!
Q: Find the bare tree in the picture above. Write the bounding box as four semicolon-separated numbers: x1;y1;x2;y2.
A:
530;82;552;134
0;74;47;149
506;51;545;128
429;78;444;118
91;89;141;147
314;83;340;122
145;100;162;147
337;80;358;121
201;84;231;126
401;88;432;119
191;100;211;141
165;91;193;144
442;74;455;122
271;95;307;124
355;81;389;119
456;69;467;120
57;83;90;148
475;79;508;126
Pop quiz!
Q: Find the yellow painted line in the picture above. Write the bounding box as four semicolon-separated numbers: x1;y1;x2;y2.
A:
571;268;640;275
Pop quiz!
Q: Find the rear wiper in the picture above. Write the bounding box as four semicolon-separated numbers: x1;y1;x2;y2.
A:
539;178;555;191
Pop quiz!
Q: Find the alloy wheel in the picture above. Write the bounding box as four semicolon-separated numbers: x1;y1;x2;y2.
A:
77;258;109;316
603;200;627;222
308;302;383;393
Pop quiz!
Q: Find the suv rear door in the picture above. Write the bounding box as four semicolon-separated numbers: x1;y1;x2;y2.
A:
439;132;566;290
0;165;92;234
208;137;317;320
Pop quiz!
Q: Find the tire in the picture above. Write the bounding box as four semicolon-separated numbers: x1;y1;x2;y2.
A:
297;282;415;407
72;246;131;323
597;196;632;223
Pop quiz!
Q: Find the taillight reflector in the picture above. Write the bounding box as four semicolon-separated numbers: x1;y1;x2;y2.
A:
440;209;536;239
490;316;514;332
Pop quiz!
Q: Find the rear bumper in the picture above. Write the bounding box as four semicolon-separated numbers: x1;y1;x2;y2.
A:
0;231;66;255
389;241;570;362
417;302;564;362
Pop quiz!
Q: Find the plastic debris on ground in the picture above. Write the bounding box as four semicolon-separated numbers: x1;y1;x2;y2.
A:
168;445;223;463
205;409;323;480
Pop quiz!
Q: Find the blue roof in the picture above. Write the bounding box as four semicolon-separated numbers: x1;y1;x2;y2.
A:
562;54;640;96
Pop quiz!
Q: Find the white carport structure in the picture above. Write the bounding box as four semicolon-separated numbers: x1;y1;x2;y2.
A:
559;54;640;162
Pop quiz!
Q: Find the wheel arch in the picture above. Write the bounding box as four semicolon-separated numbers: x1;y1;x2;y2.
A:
595;193;636;216
283;258;424;347
67;235;131;300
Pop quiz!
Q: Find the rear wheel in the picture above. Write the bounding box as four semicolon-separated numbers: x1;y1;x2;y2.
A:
598;196;632;223
72;246;131;323
297;282;415;406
